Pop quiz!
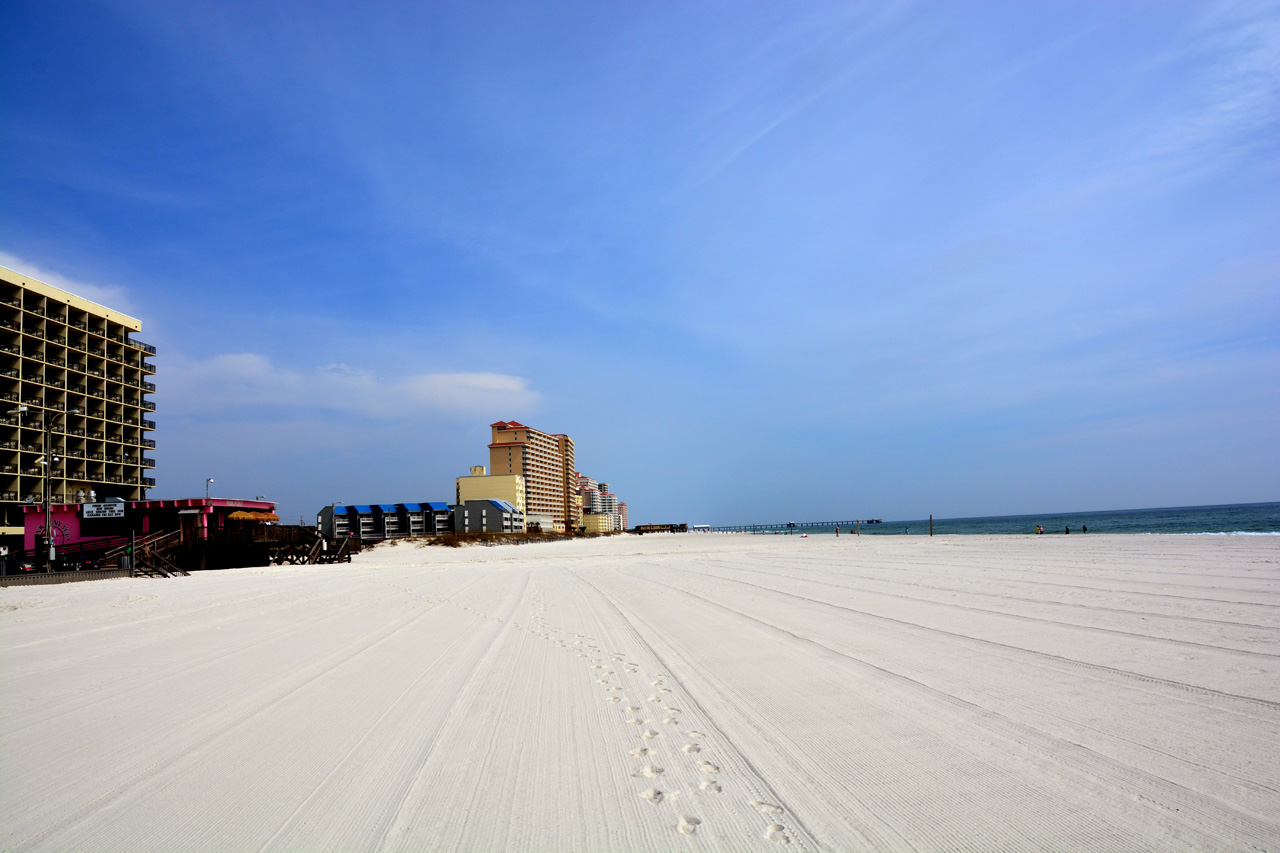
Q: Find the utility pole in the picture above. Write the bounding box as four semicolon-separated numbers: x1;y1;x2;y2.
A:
43;424;52;571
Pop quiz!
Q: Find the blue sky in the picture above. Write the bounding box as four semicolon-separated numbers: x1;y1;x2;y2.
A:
2;0;1277;525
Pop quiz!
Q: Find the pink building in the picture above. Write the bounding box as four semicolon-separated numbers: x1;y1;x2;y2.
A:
24;497;277;554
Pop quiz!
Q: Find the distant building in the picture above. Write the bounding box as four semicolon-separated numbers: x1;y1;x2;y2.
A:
584;513;627;534
577;472;624;531
1;264;158;540
455;465;526;515
452;499;524;534
488;421;578;532
317;502;451;539
618;501;628;530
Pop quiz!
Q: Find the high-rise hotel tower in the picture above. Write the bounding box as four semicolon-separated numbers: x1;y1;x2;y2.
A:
0;265;157;537
487;421;580;532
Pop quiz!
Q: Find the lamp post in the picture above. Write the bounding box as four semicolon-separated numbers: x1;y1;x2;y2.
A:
42;407;80;571
206;478;214;500
7;405;80;571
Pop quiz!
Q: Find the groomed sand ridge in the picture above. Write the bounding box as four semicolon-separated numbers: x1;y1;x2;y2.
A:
2;533;1278;851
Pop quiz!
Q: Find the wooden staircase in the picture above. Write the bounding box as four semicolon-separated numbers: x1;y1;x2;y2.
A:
103;530;189;577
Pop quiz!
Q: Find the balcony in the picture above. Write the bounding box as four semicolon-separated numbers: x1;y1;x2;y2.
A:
140;438;156;448
141;401;155;411
141;477;155;487
127;339;157;355
140;457;155;468
141;419;155;430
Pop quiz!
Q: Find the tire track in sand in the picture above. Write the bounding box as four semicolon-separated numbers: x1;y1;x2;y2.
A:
630;570;1280;851
572;568;821;850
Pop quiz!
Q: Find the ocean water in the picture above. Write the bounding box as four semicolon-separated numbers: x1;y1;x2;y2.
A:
761;502;1280;535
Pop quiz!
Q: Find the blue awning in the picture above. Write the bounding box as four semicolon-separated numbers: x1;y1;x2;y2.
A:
426;501;449;511
333;505;347;514
352;505;373;514
376;504;396;512
400;503;421;512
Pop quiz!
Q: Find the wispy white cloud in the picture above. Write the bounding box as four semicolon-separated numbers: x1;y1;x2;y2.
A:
163;353;540;420
0;251;134;314
1141;0;1280;167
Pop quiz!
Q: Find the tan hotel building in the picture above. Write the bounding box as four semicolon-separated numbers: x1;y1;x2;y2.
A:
488;421;580;532
0;266;157;537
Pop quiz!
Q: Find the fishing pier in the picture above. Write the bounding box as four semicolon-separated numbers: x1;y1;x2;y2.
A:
708;518;882;533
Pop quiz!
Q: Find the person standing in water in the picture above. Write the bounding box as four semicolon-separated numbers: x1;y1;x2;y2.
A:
1065;525;1070;534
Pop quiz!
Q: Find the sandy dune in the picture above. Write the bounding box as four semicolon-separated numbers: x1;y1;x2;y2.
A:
2;533;1277;852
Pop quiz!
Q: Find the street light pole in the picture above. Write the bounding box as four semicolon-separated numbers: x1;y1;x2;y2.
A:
206;478;214;500
41;407;80;572
43;424;51;571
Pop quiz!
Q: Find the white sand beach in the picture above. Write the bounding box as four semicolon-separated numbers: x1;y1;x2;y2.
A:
2;533;1278;852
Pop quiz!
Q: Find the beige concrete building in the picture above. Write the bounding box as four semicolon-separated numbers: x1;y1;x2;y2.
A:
580;513;615;534
488;421;579;532
455;465;526;515
0;265;157;537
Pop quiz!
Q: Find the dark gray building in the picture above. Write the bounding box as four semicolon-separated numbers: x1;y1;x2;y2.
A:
451;499;524;534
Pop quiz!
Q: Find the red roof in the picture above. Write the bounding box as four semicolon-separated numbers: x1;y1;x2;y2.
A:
490;420;528;429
